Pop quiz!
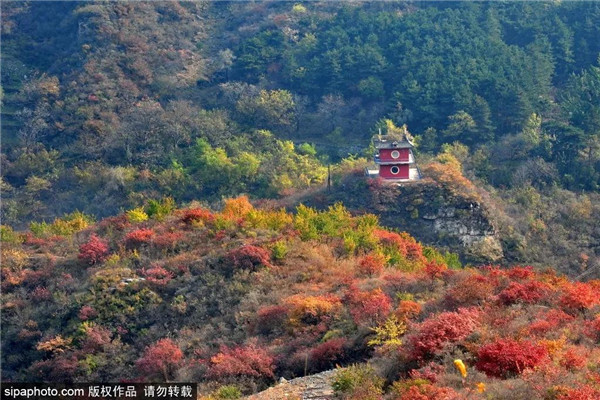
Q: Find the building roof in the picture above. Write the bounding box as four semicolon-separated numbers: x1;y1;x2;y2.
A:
372;133;415;149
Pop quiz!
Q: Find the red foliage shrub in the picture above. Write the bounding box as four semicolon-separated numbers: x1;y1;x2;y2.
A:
309;338;346;371
584;315;600;341
78;234;110;265
358;253;386;276
78;305;98;321
256;305;288;334
180;208;215;225
153;232;183;249
227;245;271;270
557;386;600;400
410;307;481;361
394;382;459;400
499;280;549;305
507;266;536;280
396;300;422;321
409;362;445;383
476;339;548;378
136;338;183;381
124;229;155;247
22;233;49;247
31;286;52;301
527;319;554;336
81;324;112;353
29;356;80;381
208;342;274;381
560;347;587;371
347;287;392;326
142;266;174;286
447;273;494;306
424;261;448;280
560;282;598;312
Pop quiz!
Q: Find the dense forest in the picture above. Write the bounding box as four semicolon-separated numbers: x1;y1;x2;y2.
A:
2;1;600;396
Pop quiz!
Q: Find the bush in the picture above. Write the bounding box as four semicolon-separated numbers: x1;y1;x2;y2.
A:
409;308;480;361
331;364;384;400
347;287;392;326
498;280;549;305
358;253;386;276
136;338;183;381
180;207;215;225
285;294;341;327
124;229;155;247
126;207;149;223
142;266;174;286
476;339;548;378
226;245;270;270
214;385;242;399
391;379;460;400
146;197;175;220
78;234;110;265
208;343;274;381
560;282;598;312
309;338;346;371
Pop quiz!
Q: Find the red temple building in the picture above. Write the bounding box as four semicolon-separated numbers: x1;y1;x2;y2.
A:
366;126;421;181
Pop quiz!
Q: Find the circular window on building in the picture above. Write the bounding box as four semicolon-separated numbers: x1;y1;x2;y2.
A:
391;150;400;159
390;166;400;175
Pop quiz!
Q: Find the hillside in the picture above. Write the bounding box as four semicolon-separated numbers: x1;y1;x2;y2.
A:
2;1;600;225
3;198;600;399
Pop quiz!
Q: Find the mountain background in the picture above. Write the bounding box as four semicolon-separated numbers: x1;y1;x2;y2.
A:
3;2;600;398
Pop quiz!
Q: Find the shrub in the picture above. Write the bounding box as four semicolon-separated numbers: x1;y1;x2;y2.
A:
309;338;346;371
146;197;175;220
285;294;341;326
180;207;215;225
126;207;148;223
391;379;460;400
507;266;536;280
447;273;494;305
423;261;448;280
226;245;270;270
560;282;598;312
347;287;392;326
256;305;288;334
214;385;242;399
476;339;548;378
557;386;600;400
559;347;587;371
136;338;183;381
222;196;253;219
208;343;274;381
78;305;97;321
358;253;386;276
499;280;549;305
124;229;155;247
78;234;110;265
153;232;183;249
31;286;52;301
331;364;384;400
270;240;288;261
410;308;480;361
396;300;422;321
368;315;407;348
142;266;174;286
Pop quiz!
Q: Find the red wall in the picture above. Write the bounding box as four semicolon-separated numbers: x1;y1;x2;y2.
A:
379;148;409;162
379;164;409;179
